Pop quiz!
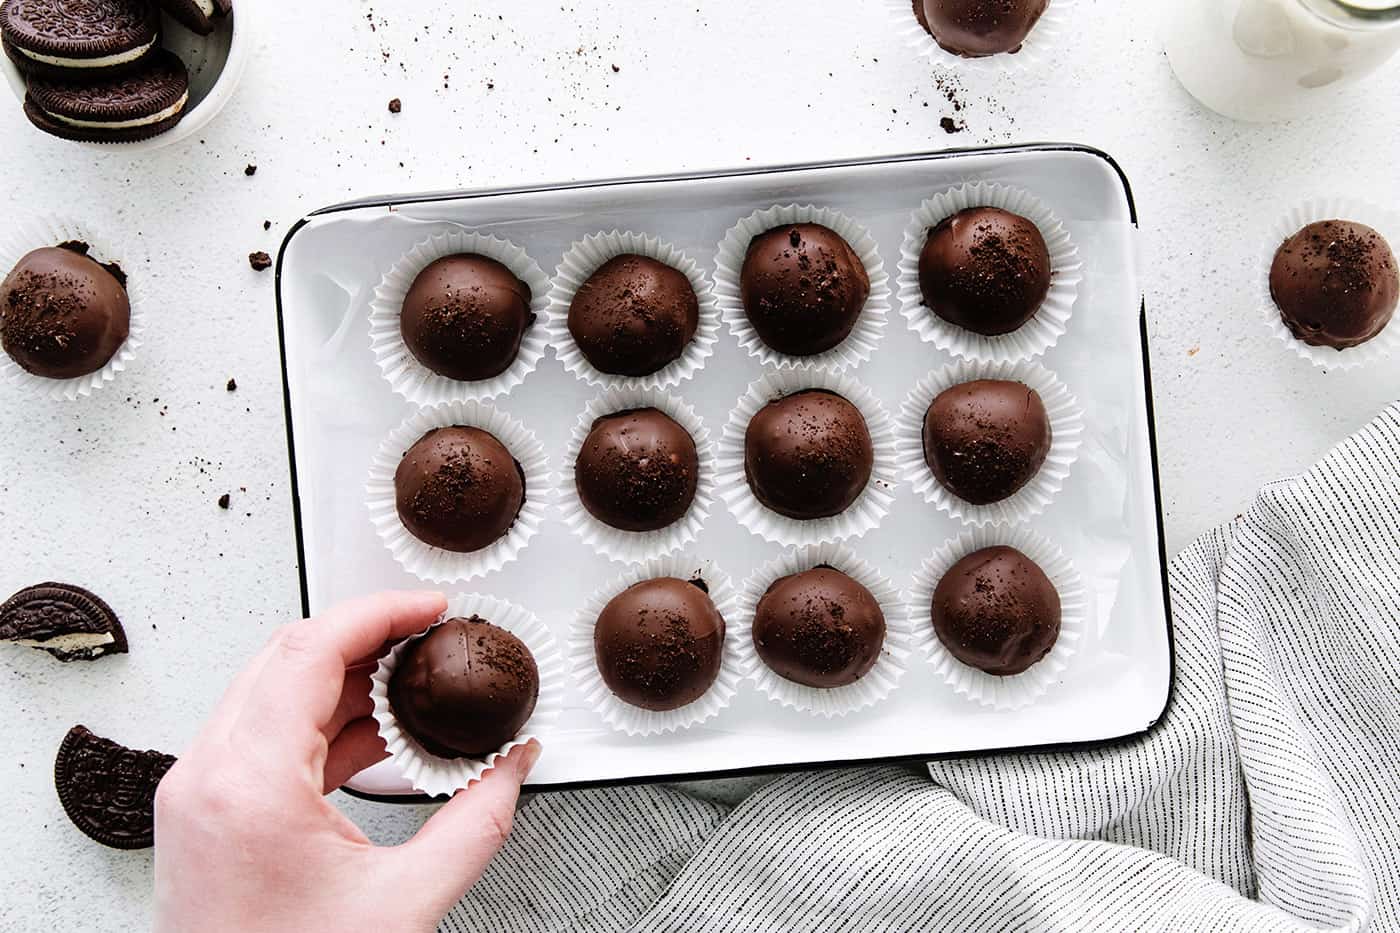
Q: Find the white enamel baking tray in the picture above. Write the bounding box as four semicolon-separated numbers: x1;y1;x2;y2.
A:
274;145;1171;800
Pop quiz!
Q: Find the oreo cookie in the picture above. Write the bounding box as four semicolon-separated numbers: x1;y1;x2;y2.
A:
1;0;161;80
157;0;231;36
55;725;175;850
0;582;128;661
23;48;189;143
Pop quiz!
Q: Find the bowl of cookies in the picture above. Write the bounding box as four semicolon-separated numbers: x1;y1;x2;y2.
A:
0;0;251;150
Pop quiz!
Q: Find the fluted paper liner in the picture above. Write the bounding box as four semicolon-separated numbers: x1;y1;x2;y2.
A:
559;388;716;563
735;543;913;717
895;360;1084;526
910;526;1085;710
0;215;146;400
1260;197;1400;371
897;182;1081;363
886;0;1076;76
568;555;742;735
371;594;564;797
366;401;550;583
718;370;899;546
713;204;891;371
369;229;551;405
545;231;719;390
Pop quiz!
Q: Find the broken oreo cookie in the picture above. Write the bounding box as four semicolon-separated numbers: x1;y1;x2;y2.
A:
157;0;231;36
55;725;175;850
0;582;128;661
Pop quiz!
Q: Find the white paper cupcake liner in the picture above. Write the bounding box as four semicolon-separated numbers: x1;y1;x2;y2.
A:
545;231;720;391
886;0;1076;76
909;526;1085;710
0;215;146;400
368;229;551;405
718;370;899;547
567;555;742;735
895;360;1084;526
713;204;891;371
366;401;550;583
559;388;716;564
897;182;1082;363
371;594;565;797
734;543;914;717
1259;197;1400;371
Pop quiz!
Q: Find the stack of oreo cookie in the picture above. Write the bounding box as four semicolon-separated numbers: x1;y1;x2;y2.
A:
1;0;232;143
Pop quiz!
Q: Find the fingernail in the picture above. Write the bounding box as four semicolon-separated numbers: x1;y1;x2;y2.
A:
519;740;542;777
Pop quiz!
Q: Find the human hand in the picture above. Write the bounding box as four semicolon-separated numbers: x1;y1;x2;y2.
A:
153;591;540;933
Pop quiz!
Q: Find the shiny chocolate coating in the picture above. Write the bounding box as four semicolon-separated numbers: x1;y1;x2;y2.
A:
923;379;1052;505
575;407;699;532
1269;220;1398;350
0;245;129;379
919;207;1051;336
739;223;870;356
744;390;874;520
753;567;886;688
594;577;726;711
400;253;533;382
931;545;1060;676
568;254;699;376
915;0;1049;57
388;617;539;759
394;426;525;553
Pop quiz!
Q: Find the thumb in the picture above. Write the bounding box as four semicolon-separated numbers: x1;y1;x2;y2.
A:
390;741;541;911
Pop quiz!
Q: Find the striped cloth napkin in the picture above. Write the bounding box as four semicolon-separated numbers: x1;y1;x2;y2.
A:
445;403;1400;933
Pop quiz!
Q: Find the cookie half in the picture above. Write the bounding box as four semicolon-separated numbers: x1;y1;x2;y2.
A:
0;582;128;661
157;0;231;36
54;726;176;850
1;0;160;80
24;48;190;143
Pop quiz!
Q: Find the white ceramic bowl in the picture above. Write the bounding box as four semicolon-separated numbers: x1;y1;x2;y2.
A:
1;4;252;152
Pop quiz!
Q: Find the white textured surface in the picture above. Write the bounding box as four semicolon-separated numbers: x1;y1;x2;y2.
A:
0;2;1396;931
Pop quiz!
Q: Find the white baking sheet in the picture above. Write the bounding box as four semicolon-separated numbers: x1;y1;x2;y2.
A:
276;146;1169;797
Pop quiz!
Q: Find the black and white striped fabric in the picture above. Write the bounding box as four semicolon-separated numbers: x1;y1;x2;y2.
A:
444;403;1400;933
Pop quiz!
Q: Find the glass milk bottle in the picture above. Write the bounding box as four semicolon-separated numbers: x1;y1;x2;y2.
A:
1164;0;1400;121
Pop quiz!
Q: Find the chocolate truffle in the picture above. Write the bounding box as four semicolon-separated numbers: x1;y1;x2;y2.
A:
740;224;870;356
745;390;874;520
568;254;699;376
400;254;534;382
576;408;699;532
394;426;525;553
915;0;1049;57
919;207;1052;336
388;617;539;759
923;379;1052;505
753;567;886;688
1269;220;1399;350
0;245;129;379
932;546;1060;676
594;577;726;711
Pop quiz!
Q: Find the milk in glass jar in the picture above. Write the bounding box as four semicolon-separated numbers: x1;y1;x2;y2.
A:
1164;0;1400;121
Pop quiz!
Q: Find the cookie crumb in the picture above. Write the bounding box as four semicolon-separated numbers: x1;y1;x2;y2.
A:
226;378;237;392
217;494;231;510
244;164;257;177
939;116;964;134
249;251;272;272
262;220;271;231
388;97;402;114
611;64;620;73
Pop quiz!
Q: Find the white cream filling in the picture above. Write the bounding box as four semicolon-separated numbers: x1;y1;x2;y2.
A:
196;0;217;15
48;90;188;130
15;34;157;69
15;632;114;651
